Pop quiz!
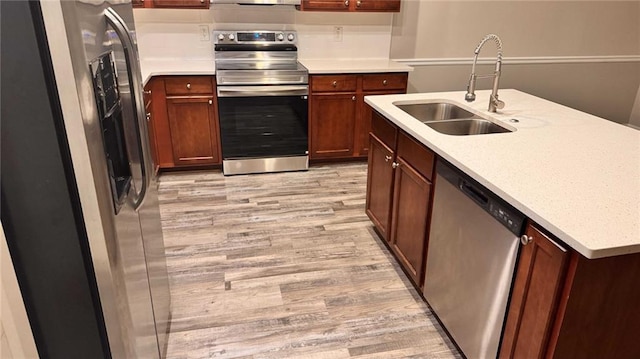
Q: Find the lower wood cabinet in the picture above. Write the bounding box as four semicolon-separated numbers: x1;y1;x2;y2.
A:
365;111;434;287
500;224;568;359
309;72;407;160
389;155;431;285
365;134;395;240
146;76;221;170
309;93;357;158
166;97;219;166
133;0;209;8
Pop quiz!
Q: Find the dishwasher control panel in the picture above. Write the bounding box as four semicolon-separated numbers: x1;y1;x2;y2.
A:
489;202;524;235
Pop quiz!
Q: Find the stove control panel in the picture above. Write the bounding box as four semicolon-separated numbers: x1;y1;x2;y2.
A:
213;30;297;45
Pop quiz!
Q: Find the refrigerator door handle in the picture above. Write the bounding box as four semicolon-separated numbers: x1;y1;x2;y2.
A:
105;7;150;211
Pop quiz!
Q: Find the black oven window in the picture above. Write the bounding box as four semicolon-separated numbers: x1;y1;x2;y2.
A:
218;95;308;159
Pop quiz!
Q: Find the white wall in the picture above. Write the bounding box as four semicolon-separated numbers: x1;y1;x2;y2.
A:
1;223;39;359
390;1;640;124
133;6;393;61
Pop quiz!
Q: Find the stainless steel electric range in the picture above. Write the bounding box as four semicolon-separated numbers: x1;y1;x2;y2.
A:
214;30;309;175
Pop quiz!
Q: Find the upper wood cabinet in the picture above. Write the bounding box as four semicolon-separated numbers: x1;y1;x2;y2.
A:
299;0;400;12
308;72;407;160
133;0;209;9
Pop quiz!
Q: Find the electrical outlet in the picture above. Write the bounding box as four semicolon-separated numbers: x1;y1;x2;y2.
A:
333;26;343;42
199;25;210;42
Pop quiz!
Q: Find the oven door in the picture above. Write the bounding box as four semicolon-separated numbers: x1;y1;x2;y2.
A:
217;85;309;160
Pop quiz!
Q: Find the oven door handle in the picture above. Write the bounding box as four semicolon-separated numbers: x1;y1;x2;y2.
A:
217;85;309;97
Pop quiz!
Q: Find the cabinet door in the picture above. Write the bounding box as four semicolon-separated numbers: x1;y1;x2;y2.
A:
365;134;395;241
500;224;568;359
166;97;220;166
301;0;350;11
309;93;357;159
389;157;431;286
152;0;209;8
356;90;406;157
354;0;400;11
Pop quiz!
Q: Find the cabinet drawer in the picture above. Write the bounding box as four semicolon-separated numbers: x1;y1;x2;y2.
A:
311;75;357;92
371;111;397;149
397;131;435;181
362;73;407;91
164;76;213;95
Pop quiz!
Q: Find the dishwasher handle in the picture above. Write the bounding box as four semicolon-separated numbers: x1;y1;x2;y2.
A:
459;179;489;208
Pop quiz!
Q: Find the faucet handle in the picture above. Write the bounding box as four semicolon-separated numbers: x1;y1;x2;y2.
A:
465;92;476;102
491;95;505;110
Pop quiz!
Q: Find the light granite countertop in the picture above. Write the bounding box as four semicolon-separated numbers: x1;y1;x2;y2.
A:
139;58;412;84
298;58;412;74
365;89;640;259
140;58;216;85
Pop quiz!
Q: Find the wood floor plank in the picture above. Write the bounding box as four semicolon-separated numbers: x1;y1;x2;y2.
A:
158;163;462;359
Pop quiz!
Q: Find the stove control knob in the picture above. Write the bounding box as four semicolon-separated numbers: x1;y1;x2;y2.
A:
228;33;235;41
287;33;295;41
217;33;225;41
276;33;285;41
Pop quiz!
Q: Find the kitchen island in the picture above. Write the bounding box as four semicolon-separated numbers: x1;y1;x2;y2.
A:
364;89;640;359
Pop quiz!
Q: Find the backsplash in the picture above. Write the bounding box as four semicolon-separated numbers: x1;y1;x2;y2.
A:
133;6;393;61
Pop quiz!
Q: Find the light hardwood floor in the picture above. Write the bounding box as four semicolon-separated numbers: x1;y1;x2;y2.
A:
158;162;462;359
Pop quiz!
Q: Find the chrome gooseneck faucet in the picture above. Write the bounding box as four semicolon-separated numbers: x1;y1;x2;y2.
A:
465;34;505;112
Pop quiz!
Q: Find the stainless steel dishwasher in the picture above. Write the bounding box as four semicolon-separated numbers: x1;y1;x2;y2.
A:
423;161;525;359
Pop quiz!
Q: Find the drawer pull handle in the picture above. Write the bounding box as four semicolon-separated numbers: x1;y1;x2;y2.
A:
520;235;533;245
382;79;388;86
144;90;152;94
146;112;151;121
352;95;356;101
392;162;400;169
209;99;213;105
186;83;191;90
344;0;349;6
332;81;337;87
384;155;392;162
356;0;361;6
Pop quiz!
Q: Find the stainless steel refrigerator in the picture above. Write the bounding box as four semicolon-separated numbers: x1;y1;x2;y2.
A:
1;1;170;358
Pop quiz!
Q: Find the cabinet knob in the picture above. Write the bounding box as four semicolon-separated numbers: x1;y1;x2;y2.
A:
352;95;356;101
344;0;349;6
332;80;337;87
384;155;392;162
356;0;361;6
520;235;533;246
146;112;151;121
382;79;388;86
391;162;400;169
201;0;204;3
208;99;213;105
186;83;191;90
144;90;152;95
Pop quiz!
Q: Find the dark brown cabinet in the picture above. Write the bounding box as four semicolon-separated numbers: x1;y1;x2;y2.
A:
146;76;221;169
300;0;400;12
500;224;568;359
309;72;407;160
366;111;435;287
167;97;219;166
143;83;160;174
309;93;357;159
133;0;209;8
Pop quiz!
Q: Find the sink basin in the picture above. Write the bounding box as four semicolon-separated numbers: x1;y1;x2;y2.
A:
425;118;511;135
396;102;475;122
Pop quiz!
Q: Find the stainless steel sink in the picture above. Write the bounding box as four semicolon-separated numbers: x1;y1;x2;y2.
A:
425;118;511;135
396;102;475;122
